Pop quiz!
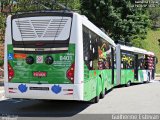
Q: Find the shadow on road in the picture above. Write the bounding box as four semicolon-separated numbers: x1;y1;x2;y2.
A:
0;99;91;117
114;81;156;89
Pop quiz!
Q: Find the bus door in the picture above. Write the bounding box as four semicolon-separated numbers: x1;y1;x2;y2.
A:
134;54;138;80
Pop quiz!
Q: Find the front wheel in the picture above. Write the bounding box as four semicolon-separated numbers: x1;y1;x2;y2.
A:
93;94;100;103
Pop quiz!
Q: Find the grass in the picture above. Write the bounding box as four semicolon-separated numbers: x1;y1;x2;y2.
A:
142;29;160;74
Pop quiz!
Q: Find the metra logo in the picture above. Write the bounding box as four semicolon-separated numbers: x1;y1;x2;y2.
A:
51;85;62;94
18;84;28;93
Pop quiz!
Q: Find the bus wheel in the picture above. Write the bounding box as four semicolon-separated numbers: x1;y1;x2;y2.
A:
126;81;131;87
100;90;105;99
105;88;108;94
147;74;151;83
94;95;100;103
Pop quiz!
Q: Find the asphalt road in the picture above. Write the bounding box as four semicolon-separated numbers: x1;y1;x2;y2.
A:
0;80;160;120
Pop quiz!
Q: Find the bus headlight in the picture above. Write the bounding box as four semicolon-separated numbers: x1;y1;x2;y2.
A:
45;56;54;65
26;56;34;65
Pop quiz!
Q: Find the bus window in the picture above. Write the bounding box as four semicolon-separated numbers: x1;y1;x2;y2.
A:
138;54;145;70
83;26;90;69
121;51;134;69
83;26;98;70
98;38;111;70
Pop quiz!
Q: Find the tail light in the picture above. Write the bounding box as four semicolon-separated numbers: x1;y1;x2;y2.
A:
8;63;14;81
66;63;75;83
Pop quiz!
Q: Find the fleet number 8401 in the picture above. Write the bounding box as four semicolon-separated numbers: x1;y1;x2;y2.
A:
60;56;72;61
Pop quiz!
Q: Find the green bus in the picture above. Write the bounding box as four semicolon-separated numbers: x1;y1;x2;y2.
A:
4;11;155;103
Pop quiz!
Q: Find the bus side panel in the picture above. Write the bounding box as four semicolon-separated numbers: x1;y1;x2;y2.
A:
83;68;113;101
121;70;134;84
83;65;96;101
138;70;149;82
103;70;113;90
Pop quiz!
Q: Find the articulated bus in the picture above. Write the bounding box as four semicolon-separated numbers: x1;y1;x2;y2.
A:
4;11;155;103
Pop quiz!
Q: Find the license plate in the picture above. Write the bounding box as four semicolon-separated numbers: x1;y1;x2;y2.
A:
33;72;47;77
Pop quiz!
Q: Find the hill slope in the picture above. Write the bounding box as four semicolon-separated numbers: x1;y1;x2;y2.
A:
142;29;160;74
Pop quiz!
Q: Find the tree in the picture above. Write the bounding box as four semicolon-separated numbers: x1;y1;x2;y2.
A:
81;0;150;44
148;7;160;29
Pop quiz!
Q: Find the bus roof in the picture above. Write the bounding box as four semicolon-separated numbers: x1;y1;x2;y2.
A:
119;45;148;54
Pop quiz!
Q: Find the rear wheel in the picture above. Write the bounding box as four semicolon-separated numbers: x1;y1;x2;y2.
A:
126;81;131;87
93;94;100;103
147;74;151;83
100;90;105;99
105;88;108;94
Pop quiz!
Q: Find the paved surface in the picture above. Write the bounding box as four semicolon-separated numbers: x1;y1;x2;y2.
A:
81;81;160;114
0;78;4;101
0;79;159;119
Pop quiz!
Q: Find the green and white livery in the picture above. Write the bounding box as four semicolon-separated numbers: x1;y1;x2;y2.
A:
116;44;155;86
4;11;156;103
4;11;116;102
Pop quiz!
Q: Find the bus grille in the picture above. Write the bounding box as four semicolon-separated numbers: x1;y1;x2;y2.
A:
13;17;71;41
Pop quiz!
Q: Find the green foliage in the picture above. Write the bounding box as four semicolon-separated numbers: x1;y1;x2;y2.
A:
81;0;150;43
62;0;81;11
0;14;5;43
148;7;160;29
140;29;160;73
131;38;144;48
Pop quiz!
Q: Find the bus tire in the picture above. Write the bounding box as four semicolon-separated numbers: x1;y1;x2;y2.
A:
147;74;150;83
100;90;105;99
105;88;107;94
126;81;131;87
94;95;100;103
